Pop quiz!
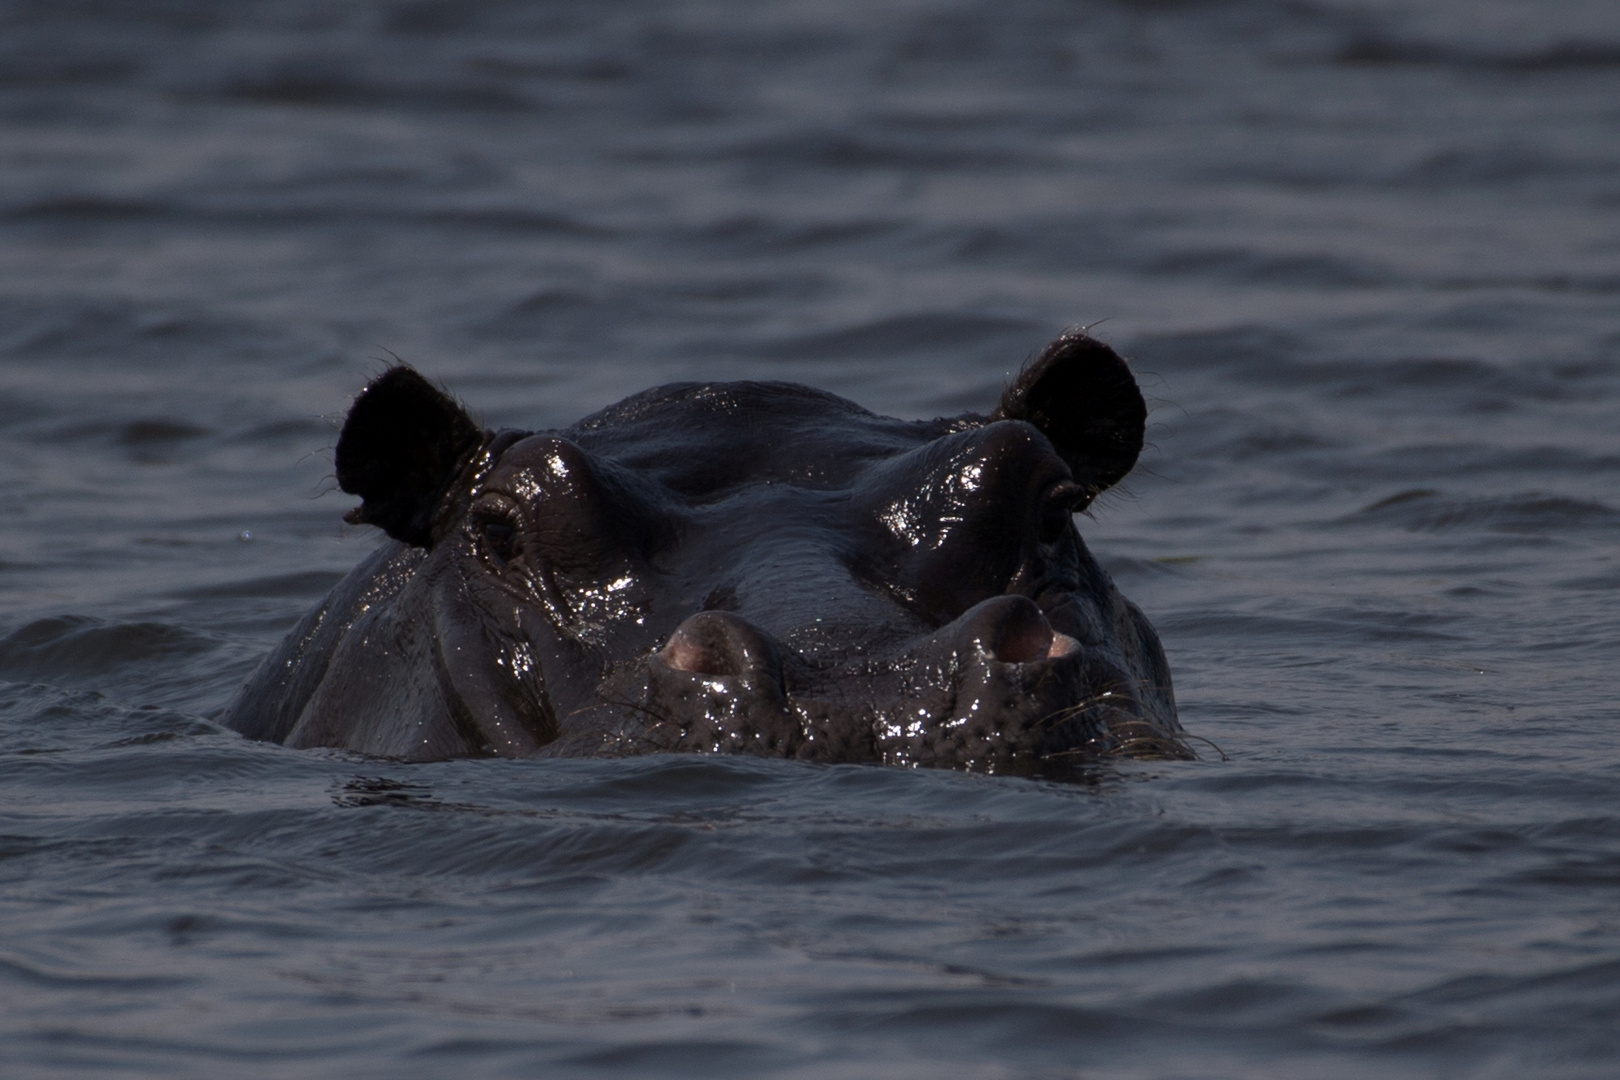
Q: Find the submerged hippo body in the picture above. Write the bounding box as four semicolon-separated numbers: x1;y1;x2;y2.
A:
223;332;1183;773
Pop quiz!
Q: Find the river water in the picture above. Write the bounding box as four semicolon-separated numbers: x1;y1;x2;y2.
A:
2;1;1618;1076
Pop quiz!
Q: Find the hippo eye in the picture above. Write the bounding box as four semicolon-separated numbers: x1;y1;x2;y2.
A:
477;516;520;564
1038;482;1083;545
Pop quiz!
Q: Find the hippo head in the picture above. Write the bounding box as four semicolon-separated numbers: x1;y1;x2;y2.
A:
230;332;1183;774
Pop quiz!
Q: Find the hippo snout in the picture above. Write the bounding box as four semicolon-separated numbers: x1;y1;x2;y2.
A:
656;596;1072;679
637;594;1147;773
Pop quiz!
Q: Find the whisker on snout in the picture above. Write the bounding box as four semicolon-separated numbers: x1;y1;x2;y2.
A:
1031;695;1198;761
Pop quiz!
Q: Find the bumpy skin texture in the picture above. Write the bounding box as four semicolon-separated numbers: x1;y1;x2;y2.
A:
223;332;1184;774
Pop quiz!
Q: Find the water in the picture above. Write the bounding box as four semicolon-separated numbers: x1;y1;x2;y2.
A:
2;0;1618;1075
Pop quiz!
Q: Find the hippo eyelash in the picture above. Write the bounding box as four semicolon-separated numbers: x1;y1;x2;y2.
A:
1037;482;1084;545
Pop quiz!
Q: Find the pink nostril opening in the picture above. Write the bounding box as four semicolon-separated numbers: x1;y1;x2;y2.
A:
657;611;780;679
995;618;1055;665
661;633;729;676
1047;632;1080;659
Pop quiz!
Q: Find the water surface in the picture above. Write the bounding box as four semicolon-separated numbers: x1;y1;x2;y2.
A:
3;1;1618;1076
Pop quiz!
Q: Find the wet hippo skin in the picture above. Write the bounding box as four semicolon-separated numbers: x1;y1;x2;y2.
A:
222;331;1184;773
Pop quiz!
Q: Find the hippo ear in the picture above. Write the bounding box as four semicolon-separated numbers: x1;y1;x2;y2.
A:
335;366;483;548
991;331;1146;504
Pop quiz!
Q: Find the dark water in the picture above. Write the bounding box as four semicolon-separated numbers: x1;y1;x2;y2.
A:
3;0;1619;1075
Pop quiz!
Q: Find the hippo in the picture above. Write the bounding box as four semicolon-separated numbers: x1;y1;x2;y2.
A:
221;331;1184;774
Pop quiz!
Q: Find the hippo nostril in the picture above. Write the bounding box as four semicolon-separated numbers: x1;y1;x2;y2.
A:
661;633;730;676
994;613;1055;664
658;610;781;680
1047;632;1080;659
955;595;1062;665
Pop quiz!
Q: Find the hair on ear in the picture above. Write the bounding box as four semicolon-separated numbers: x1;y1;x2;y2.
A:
991;331;1146;503
335;366;484;548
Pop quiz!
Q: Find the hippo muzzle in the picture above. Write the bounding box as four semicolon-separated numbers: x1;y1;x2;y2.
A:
222;330;1184;773
639;593;1169;772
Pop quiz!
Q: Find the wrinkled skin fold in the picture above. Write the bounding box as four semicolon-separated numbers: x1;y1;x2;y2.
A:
223;331;1185;775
